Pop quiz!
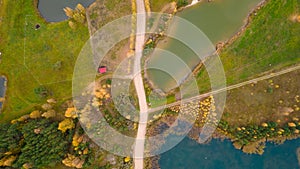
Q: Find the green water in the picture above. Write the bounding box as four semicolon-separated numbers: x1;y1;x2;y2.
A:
159;137;300;169
146;0;263;92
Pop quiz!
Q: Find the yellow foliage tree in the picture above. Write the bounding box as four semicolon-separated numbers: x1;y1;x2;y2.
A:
63;7;74;18
29;110;41;119
64;4;86;27
17;115;30;122
76;4;85;13
58;118;75;133
22;163;33;169
73;12;86;24
42;110;56;118
62;154;85;168
68;21;77;30
65;107;78;119
124;156;131;163
145;0;151;14
0;156;16;167
72;133;80;147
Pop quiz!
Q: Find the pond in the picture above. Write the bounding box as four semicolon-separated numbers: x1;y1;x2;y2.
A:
0;76;7;112
159;137;300;169
38;0;95;22
146;0;263;92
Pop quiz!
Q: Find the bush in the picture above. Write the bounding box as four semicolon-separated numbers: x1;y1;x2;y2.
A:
177;0;188;8
34;86;50;98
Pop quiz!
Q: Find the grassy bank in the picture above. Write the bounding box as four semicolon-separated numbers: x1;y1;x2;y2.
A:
0;0;90;122
150;0;174;12
196;0;300;92
150;0;192;12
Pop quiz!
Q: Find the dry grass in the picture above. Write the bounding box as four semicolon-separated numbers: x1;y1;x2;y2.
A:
222;68;300;126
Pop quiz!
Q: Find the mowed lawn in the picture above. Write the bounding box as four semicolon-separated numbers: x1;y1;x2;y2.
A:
196;0;300;92
0;0;90;122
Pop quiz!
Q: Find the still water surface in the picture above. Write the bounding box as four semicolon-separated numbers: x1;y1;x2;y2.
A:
0;77;6;111
159;137;300;169
147;0;263;92
38;0;95;22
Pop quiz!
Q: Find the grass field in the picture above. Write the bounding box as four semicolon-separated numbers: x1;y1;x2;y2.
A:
150;0;193;12
0;0;90;122
222;69;300;127
196;0;300;92
0;0;134;123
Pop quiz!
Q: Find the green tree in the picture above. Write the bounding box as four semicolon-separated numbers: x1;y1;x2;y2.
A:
13;119;69;168
177;0;188;8
0;123;22;158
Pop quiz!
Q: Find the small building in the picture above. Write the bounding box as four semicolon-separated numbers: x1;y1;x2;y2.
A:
98;66;107;74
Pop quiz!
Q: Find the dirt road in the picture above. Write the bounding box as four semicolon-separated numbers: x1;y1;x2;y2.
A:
133;0;148;169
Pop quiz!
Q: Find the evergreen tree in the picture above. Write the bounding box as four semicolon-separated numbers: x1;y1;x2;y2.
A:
13;119;69;168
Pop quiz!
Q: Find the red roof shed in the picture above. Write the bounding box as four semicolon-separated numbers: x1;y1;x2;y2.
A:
98;66;107;74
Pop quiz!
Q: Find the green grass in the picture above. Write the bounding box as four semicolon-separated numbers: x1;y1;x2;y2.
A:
0;0;90;122
150;0;174;12
196;0;300;91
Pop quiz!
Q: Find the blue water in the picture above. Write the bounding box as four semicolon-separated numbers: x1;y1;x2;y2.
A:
159;137;300;169
0;77;5;97
0;77;6;110
38;0;95;22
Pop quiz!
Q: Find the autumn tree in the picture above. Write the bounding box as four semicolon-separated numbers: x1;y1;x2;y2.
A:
58;118;75;133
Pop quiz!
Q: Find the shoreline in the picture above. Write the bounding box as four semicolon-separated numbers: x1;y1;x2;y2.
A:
143;0;268;97
35;0;95;24
146;114;300;168
142;1;205;97
215;0;269;53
